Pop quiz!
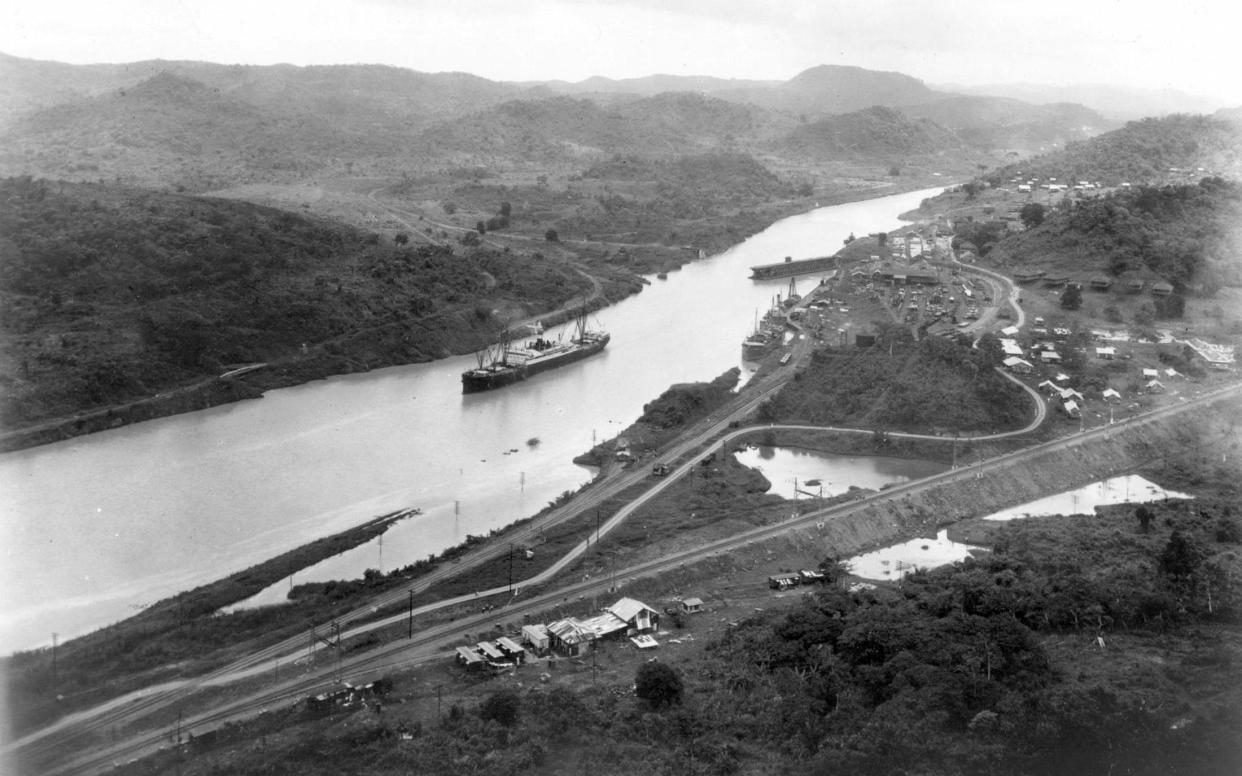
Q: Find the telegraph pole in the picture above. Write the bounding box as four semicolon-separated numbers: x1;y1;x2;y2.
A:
508;544;514;596
408;589;414;638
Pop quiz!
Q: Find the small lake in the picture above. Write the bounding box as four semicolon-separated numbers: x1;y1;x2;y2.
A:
983;474;1193;521
732;445;949;500
848;529;984;581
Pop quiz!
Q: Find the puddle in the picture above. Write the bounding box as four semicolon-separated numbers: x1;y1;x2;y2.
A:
848;529;984;581
983;474;1192;521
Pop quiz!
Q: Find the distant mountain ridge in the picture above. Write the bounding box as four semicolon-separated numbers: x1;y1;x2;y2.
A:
0;52;1115;188
939;81;1227;121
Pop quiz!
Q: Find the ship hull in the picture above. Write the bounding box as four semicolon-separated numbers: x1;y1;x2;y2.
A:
462;334;609;393
750;256;834;279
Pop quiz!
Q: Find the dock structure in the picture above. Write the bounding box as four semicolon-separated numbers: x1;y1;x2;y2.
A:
750;255;834;279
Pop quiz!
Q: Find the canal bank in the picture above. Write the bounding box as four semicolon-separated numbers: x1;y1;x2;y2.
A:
1;186;948;653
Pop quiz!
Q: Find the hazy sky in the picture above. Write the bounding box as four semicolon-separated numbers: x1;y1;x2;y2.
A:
3;0;1239;104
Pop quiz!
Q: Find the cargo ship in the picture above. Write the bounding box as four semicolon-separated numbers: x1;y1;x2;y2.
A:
462;310;609;393
750;255;835;279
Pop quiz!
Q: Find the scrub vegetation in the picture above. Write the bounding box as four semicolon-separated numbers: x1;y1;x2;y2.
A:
756;333;1031;433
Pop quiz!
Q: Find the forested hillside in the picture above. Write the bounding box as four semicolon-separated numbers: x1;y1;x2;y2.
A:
984;114;1242;185
988;177;1242;294
0;72;363;189
0;177;596;429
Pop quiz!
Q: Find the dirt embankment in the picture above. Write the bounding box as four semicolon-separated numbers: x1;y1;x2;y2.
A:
782;405;1235;566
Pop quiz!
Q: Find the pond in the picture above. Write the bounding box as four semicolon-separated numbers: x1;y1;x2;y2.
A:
732;444;949;500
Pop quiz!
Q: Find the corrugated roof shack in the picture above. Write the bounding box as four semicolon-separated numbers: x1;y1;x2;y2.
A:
769;572;801;590
548;619;594;656
496;637;526;664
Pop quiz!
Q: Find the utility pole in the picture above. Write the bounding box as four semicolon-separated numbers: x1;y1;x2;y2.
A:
51;632;57;685
408;590;414;639
508;544;514;596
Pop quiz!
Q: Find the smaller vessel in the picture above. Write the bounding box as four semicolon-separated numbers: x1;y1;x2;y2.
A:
741;298;786;361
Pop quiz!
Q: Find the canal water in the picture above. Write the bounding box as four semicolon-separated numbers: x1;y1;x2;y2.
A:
0;186;946;652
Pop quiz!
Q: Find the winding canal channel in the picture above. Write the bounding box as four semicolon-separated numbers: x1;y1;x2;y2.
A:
0;186;946;652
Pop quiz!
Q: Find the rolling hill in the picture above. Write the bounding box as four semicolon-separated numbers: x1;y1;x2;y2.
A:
901;96;1110;152
984;114;1242;186
775;105;973;161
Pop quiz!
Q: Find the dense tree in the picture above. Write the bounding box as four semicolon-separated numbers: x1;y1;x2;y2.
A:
1019;202;1046;229
479;689;520;727
1159;530;1201;578
635;661;684;708
961;180;985;200
1060;283;1083;310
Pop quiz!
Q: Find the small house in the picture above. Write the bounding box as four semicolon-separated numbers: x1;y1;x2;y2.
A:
1062;400;1081;418
1059;387;1084;403
1003;356;1034;374
1095;346;1116;360
1043;273;1069;287
1038;379;1060;395
1146;379;1166;394
1001;339;1024;357
1013;268;1045;284
495;637;526;664
1126;278;1144;293
1102;388;1122;403
1142;368;1159;379
799;569;827;584
681;597;704;614
522;624;550;655
1040;350;1062;363
768;572;801;590
606;597;660;634
1089;276;1113;291
476;641;506;662
455;646;486;668
1151;281;1174;296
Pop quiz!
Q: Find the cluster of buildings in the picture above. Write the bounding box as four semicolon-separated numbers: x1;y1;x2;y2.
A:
454;596;704;671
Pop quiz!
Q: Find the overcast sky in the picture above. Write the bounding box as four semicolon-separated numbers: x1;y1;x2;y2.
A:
3;0;1239;104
